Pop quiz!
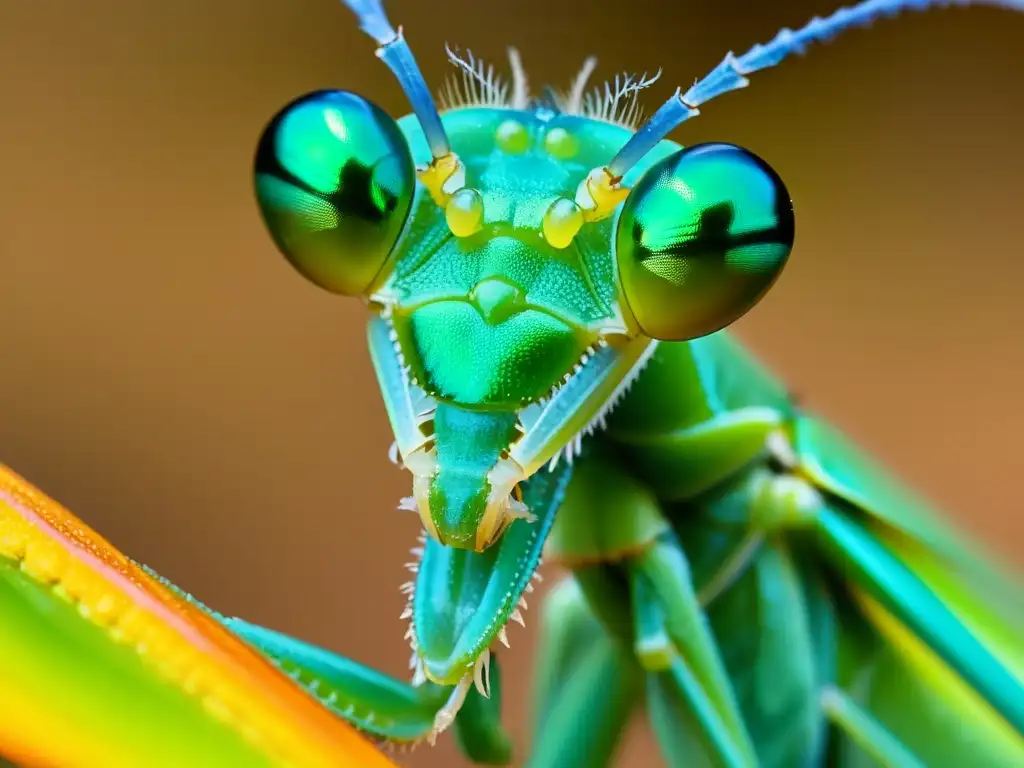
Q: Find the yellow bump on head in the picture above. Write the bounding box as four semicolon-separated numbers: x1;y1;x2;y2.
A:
417;152;466;206
575;166;631;222
542;197;584;249
543;127;578;159
445;187;485;237
496;119;530;154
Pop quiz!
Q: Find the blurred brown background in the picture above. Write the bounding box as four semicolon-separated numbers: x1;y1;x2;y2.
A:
2;1;1023;765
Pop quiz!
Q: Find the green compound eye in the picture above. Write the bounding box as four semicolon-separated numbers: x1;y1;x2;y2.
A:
254;90;416;296
615;143;794;341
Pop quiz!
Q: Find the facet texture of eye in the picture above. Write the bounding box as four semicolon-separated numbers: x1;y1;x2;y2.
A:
253;90;415;295
615;143;794;340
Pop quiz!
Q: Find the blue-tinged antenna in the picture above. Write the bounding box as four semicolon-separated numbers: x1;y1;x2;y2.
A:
338;0;451;160
606;0;1024;179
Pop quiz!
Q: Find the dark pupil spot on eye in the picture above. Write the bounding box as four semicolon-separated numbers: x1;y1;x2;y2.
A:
335;161;393;221
258;131;395;223
633;201;782;266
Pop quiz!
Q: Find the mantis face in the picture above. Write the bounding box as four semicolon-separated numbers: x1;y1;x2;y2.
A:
253;81;794;554
252;65;792;692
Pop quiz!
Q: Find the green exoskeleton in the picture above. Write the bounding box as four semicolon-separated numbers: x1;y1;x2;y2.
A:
241;0;1024;765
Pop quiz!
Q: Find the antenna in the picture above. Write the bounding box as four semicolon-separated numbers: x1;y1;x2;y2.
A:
576;0;1024;222
338;0;451;161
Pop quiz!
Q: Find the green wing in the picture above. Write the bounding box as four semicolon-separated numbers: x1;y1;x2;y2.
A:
795;415;1024;765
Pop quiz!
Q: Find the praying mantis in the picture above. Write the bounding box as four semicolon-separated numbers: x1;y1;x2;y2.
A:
2;0;1023;766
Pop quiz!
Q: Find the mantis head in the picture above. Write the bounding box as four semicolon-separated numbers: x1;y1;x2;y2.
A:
251;18;794;555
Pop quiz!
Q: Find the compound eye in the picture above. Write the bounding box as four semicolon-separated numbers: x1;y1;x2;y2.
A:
615;143;794;341
254;90;415;296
